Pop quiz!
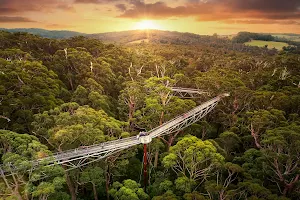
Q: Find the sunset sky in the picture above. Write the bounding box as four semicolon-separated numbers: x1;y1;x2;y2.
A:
0;0;300;34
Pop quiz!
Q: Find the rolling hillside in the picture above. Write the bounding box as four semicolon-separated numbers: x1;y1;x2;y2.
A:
0;28;86;39
88;29;226;45
272;33;300;42
0;28;216;44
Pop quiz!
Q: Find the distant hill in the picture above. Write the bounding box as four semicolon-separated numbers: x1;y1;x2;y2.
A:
0;28;86;39
1;28;299;46
0;28;224;45
271;33;300;42
88;29;222;45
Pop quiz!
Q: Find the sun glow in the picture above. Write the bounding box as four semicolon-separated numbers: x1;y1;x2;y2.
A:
135;20;159;30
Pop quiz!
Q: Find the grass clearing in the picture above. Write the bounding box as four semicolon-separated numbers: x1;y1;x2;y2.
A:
245;40;288;50
127;39;149;44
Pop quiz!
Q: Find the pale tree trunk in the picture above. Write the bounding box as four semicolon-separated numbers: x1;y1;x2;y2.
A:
68;76;74;91
105;166;110;200
62;166;77;200
160;131;181;152
154;111;165;168
154;151;159;168
273;158;299;196
0;115;10;122
92;182;98;200
283;174;299;196
250;123;261;149
159;111;164;126
1;170;14;197
13;185;23;200
231;97;239;126
11;174;23;200
219;190;226;200
2;165;29;200
128;100;135;130
202;126;206;140
167;133;175;151
105;153;121;200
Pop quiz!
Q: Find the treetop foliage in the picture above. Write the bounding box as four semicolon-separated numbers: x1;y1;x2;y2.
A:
0;30;299;200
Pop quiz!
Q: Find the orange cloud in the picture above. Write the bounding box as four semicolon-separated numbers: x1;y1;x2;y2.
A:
74;0;120;4
1;0;300;34
118;0;300;22
0;16;36;23
46;23;75;29
224;19;300;25
0;0;75;13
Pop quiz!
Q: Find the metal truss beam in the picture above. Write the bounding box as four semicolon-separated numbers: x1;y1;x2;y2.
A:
0;92;229;177
148;94;226;138
170;87;208;98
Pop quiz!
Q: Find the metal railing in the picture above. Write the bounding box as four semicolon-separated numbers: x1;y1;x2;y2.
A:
0;91;228;176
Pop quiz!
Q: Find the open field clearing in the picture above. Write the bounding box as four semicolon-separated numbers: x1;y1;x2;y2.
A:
245;40;289;50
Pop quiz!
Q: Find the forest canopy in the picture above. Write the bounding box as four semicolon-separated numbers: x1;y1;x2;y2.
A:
0;30;299;200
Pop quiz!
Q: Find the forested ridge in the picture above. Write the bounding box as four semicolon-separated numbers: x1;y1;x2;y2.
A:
0;30;299;200
0;28;86;39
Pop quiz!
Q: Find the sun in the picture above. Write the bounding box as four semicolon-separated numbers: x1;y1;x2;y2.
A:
135;20;159;30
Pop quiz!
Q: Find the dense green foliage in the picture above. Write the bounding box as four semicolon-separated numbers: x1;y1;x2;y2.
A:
232;32;275;43
0;31;299;200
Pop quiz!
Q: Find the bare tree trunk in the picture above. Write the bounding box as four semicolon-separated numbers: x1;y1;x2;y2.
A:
250;123;261;149
219;190;225;200
159;111;164;126
24;189;30;200
154;111;165;167
1;169;12;189
68;77;74;91
128;101;135;130
105;166;110;200
166;135;173;151
63;166;77;200
283;174;299;196
154;151;159;168
2;165;24;200
0;115;10;122
92;183;98;200
202;126;206;140
11;174;23;200
283;185;290;196
164;131;181;151
14;187;23;200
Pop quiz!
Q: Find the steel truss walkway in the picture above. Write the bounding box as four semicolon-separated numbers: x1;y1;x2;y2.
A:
170;87;208;98
0;90;229;176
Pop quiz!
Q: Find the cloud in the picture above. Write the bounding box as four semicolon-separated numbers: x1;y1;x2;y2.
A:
224;19;300;25
118;1;194;19
227;0;300;13
118;0;300;22
0;0;75;13
212;26;243;30
0;0;299;28
75;0;100;3
115;4;126;12
0;16;36;23
56;4;76;12
74;0;120;3
0;7;19;14
46;23;75;28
